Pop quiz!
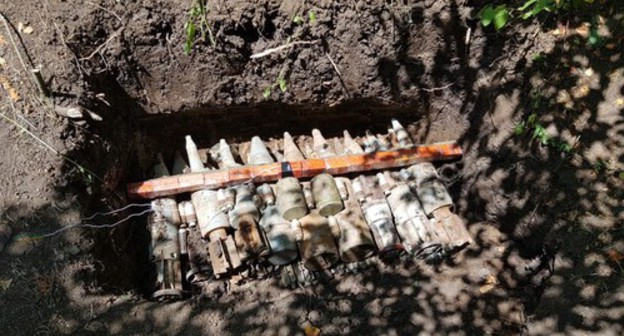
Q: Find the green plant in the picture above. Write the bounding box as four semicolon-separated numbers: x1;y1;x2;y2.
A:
515;113;574;154
480;0;595;31
184;0;216;54
480;5;510;31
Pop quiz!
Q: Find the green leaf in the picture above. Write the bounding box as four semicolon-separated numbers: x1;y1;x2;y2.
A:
493;7;510;30
527;113;537;125
293;15;304;25
278;78;287;93
184;20;196;54
519;0;538;11
480;6;495;27
308;11;317;24
588;28;602;46
618;171;624;180
263;86;272;99
514;122;526;135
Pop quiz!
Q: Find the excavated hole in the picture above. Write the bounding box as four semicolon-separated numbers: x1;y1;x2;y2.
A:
80;97;462;297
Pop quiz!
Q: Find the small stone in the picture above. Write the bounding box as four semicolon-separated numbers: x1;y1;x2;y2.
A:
23;26;34;34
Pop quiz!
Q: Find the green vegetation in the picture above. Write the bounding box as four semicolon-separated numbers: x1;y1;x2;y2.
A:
479;0;595;31
184;0;216;54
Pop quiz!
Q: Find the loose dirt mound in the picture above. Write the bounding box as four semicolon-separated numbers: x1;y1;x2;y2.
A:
0;0;623;335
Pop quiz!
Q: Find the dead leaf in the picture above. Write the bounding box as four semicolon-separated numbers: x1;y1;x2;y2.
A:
23;26;34;35
607;249;624;262
479;274;498;294
615;98;624;107
304;324;320;336
575;23;590;37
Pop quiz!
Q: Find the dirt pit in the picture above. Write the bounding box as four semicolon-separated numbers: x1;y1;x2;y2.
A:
1;0;623;335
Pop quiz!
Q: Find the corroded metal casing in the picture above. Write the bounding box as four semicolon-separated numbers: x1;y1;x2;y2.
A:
149;198;183;300
311;174;344;217
191;189;230;239
407;163;453;215
260;205;298;265
217;188;236;213
312;129;336;158
302;182;316;209
275;177;308;220
185;135;205;172
343;130;364;155
385;184;435;254
332;179;376;262
295;212;340;271
361;199;402;255
391;119;413;147
228;184;268;258
181;227;213;284
207;229;243;278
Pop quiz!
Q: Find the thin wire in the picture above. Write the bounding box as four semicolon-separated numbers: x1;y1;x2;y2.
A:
81;203;152;221
37;208;154;238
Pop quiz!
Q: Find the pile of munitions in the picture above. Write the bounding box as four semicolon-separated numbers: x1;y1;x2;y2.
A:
129;120;472;300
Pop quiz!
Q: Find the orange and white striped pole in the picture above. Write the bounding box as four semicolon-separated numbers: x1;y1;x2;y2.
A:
127;141;462;200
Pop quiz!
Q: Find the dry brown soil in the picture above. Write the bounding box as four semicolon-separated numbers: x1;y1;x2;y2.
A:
0;0;623;335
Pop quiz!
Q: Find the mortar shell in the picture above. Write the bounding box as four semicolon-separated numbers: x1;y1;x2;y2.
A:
332;179;376;262
297;212;340;271
191;189;230;238
407;162;453;215
149;199;183;300
312;129;335;158
260;205;298;265
217;188;236;213
386;184;434;253
275;177;308;220
178;201;197;227
233;213;269;258
361;199;402;255
172;150;190;175
311;173;344;217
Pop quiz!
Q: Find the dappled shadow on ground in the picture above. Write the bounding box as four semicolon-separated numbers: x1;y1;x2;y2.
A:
1;0;623;335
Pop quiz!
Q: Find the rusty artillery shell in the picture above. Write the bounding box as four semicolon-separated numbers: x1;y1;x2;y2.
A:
207;228;243;278
283;132;305;161
331;179;376;262
260;205;298;265
172;150;190;175
311;173;344;217
295;211;340;271
275;177;309;220
149;198;183;300
191;189;230;238
249;136;274;165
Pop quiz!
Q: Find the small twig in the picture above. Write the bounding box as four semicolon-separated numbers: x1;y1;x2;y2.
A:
419;82;455;93
325;51;351;98
325;52;342;77
250;40;316;59
79;27;122;61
